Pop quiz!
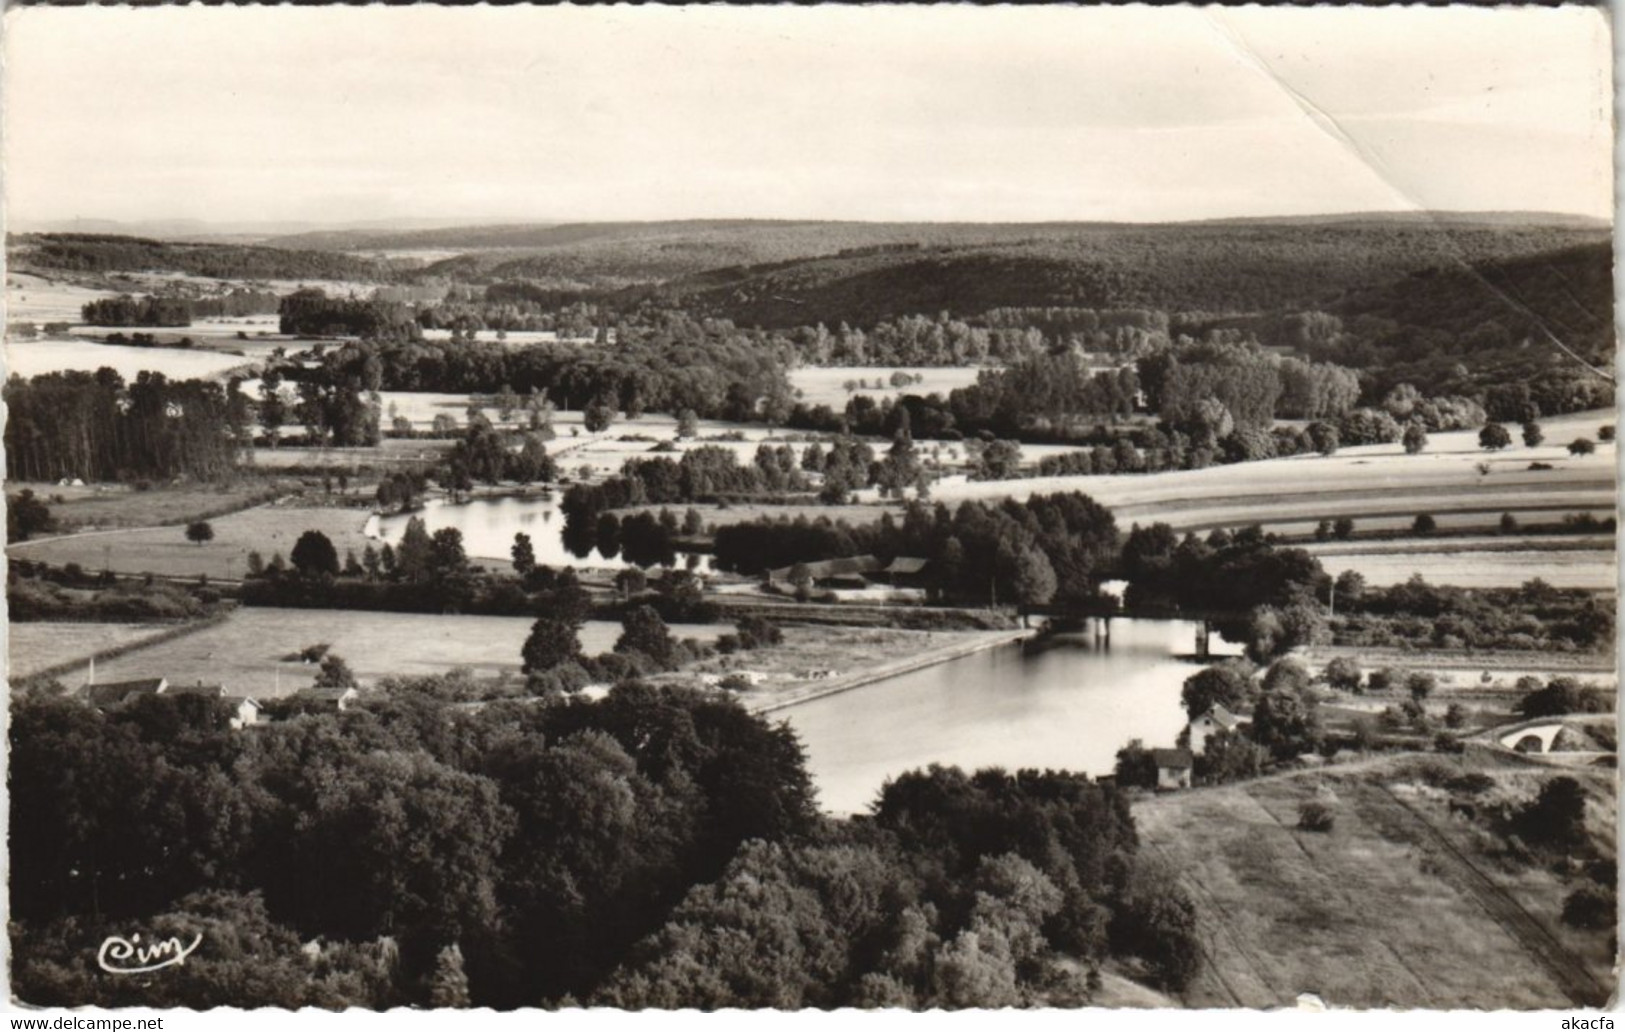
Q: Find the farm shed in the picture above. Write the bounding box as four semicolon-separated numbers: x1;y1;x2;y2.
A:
1152;748;1194;791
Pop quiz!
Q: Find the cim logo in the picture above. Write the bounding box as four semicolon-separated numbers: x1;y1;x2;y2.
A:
96;932;203;975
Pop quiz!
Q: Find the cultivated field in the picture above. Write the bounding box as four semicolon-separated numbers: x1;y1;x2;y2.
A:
7;503;376;580
5;272;118;325
61;607;723;698
244;438;453;471
1135;754;1617;1009
9;481;288;532
8;621;186;681
1312;544;1616;590
788;365;987;407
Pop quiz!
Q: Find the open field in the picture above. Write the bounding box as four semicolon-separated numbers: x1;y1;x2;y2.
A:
5;272;119;324
9;481;291;533
49;607;723;698
67;315;288;346
788;365;988;407
1300;644;1616;683
8;503;376;580
1313;544;1616;590
8;621;187;681
244;438;452;471
1135;754;1616;1008
6;337;256;381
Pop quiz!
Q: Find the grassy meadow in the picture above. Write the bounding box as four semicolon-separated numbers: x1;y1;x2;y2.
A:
1135;754;1616;1008
50;607;724;698
8;503;376;580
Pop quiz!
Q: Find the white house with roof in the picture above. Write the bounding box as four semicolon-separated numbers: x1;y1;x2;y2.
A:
1187;704;1248;755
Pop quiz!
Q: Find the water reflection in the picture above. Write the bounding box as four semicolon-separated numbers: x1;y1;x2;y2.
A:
370;494;705;573
778;620;1240;815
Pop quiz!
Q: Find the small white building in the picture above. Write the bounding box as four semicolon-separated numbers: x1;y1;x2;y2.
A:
1152;748;1194;791
1188;704;1247;755
227;696;262;729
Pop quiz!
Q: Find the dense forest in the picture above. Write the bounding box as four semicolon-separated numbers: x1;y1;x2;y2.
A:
638;222;1607;328
317;312;796;420
10;684;1198;1008
4;370;250;482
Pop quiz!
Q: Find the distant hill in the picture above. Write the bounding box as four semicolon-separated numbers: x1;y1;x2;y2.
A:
268;215;1611;309
7;233;396;283
1333;240;1615;364
632;221;1611;327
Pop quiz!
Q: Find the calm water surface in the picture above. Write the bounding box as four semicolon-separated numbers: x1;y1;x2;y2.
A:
779;620;1239;815
370;495;710;572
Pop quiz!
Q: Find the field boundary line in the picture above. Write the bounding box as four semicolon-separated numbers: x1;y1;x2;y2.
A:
17;607;237;686
1355;782;1608;1006
1244;785;1439;1007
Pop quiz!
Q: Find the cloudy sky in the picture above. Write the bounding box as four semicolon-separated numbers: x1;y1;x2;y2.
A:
3;5;1613;227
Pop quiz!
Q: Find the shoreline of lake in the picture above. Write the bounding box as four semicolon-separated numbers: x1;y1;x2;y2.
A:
749;627;1036;715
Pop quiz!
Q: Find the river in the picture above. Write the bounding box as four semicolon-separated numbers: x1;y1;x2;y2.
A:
778;619;1240;815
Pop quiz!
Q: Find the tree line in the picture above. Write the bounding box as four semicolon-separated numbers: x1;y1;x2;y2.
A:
81;290;280;326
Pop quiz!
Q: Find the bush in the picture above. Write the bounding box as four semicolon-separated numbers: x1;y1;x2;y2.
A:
1298;801;1335;832
1478;424;1512;451
1322;656;1362;691
1446;772;1495;795
1368;667;1399;692
1412;513;1436;535
1405;671;1438;701
1262;657;1312;695
1517;776;1588;852
1113;739;1159;789
1561;885;1617;930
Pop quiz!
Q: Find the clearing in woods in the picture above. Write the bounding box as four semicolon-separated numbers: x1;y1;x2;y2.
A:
1134;754;1616;1009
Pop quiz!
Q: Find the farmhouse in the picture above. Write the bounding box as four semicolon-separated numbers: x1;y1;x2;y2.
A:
872;556;932;587
768;555;883;590
227;696;262;728
79;676;260;728
765;555;931;591
1152;748;1194;791
298;686;360;712
1188;704;1248;755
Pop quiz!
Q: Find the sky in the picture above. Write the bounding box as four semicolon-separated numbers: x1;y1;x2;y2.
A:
2;5;1614;228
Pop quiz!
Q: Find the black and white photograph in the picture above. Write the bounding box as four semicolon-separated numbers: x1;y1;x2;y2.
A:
1;2;1618;1018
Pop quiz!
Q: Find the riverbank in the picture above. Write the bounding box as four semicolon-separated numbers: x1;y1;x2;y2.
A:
744;626;1035;715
